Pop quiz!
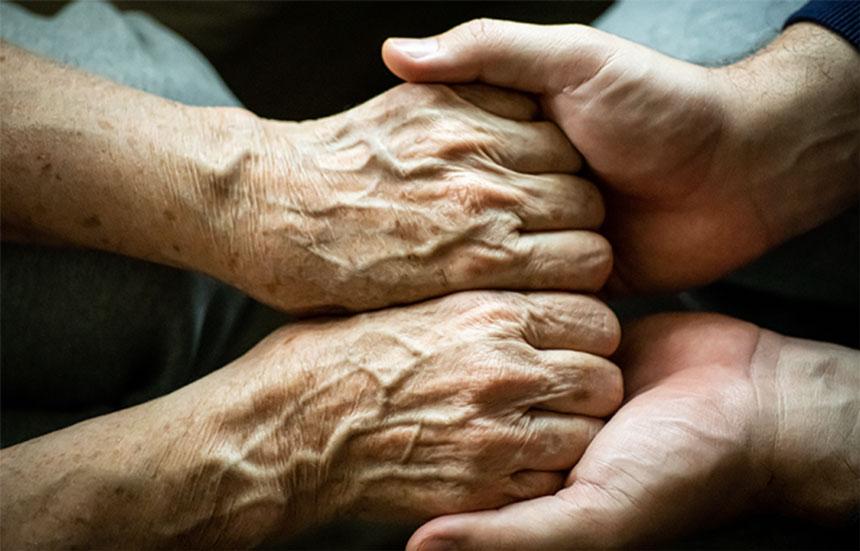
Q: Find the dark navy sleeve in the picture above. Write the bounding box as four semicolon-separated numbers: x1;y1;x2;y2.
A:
784;1;860;49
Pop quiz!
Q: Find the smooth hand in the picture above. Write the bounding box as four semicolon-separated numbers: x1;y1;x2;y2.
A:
383;21;860;293
203;84;609;313
406;313;860;550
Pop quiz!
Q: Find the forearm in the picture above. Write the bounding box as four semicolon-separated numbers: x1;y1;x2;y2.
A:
0;353;327;549
723;23;860;246
751;328;860;521
0;41;262;271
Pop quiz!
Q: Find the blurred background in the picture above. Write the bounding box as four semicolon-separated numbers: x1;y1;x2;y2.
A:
13;1;612;119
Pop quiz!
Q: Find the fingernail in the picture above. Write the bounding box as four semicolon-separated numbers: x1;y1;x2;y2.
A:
389;37;438;59
419;539;458;551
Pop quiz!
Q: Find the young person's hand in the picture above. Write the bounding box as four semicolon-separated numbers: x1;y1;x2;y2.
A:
384;21;860;293
406;313;860;550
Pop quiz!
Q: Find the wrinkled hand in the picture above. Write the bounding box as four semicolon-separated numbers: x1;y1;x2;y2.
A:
203;84;609;313
188;291;621;544
383;20;860;293
406;313;860;550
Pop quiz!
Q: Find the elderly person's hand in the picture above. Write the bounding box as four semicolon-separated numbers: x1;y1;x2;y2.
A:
2;42;609;313
210;83;608;312
383;20;860;294
405;312;860;551
0;291;623;548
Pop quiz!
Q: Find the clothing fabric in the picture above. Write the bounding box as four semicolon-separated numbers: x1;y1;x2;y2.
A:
0;0;292;447
786;0;860;49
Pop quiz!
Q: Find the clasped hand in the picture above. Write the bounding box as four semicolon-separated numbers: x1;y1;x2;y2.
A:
201;83;609;313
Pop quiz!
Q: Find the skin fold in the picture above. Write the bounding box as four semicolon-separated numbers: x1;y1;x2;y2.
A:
383;20;860;293
0;291;622;548
0;41;610;314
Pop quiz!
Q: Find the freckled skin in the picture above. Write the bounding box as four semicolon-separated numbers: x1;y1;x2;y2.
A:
0;37;620;550
0;291;623;548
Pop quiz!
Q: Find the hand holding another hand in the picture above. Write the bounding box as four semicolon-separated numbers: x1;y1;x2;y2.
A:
407;313;860;550
384;20;860;293
201;84;609;313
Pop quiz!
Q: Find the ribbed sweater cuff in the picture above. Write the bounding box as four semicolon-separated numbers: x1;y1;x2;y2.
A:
785;0;860;49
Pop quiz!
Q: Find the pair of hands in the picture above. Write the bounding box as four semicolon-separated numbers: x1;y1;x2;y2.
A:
2;14;857;549
184;17;856;547
371;18;859;551
204;20;857;315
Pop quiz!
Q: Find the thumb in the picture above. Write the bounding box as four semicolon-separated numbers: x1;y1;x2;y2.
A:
382;19;611;94
405;485;632;551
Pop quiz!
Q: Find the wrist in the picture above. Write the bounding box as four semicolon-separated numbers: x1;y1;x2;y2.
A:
718;23;860;248
166;105;266;273
750;329;860;522
175;328;374;541
183;107;322;310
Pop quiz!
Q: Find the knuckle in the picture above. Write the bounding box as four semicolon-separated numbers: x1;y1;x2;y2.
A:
463;18;498;43
458;234;521;282
455;292;523;326
506;471;562;501
443;177;519;214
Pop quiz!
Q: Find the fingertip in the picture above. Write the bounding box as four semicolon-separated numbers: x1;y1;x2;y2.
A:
407;516;468;551
381;38;421;82
383;36;468;84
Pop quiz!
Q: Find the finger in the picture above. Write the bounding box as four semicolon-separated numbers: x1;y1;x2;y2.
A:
507;174;604;231
508;411;603;472
533;350;623;416
445;232;612;295
449;83;538;120
406;494;585;551
489;119;581;174
504;470;565;501
520;292;620;355
383;19;615;93
515;231;612;292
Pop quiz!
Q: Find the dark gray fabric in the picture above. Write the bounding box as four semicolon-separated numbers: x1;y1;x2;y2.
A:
0;0;291;447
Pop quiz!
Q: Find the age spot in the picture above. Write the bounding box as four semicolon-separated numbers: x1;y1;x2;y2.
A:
163;209;176;222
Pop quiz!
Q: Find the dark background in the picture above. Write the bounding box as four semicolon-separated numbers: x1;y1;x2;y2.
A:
17;1;612;119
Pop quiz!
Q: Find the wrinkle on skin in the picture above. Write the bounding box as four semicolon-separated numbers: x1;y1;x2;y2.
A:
208;84;605;312
243;292;620;523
